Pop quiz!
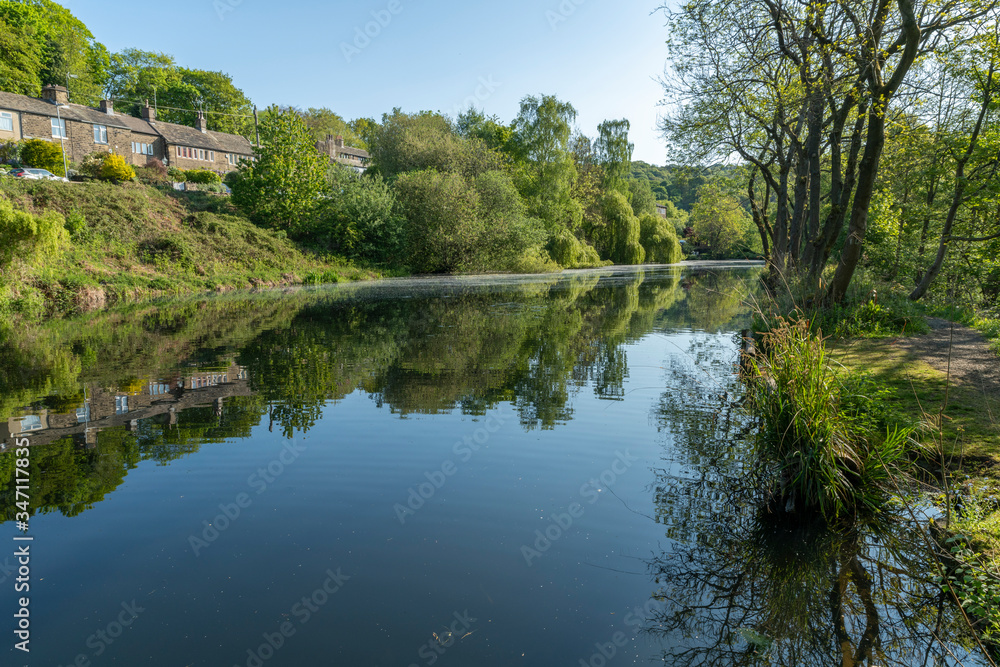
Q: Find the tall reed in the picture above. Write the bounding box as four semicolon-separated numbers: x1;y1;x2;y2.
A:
746;317;921;522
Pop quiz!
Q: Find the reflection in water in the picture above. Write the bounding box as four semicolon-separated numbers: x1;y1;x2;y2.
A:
0;268;752;521
646;335;984;666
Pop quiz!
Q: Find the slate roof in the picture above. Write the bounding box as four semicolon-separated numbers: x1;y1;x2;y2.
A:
113;114;160;137
0;90;254;155
149;120;252;154
0;91;131;130
337;145;369;159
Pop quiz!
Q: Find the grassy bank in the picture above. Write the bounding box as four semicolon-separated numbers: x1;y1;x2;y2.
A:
0;179;380;317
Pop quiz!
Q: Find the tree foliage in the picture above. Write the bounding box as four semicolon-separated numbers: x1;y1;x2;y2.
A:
660;0;996;300
19;138;64;175
595;119;633;194
229;106;327;233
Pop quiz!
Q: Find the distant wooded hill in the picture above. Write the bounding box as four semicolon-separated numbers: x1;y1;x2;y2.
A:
630;161;742;212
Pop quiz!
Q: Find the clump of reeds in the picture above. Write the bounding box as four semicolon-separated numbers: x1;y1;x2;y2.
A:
746;317;922;522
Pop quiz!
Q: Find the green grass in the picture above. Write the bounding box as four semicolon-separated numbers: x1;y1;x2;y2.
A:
827;339;999;462
0;180;382;316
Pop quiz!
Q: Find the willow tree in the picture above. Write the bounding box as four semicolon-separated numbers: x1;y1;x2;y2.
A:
594;118;633;194
510;94;580;231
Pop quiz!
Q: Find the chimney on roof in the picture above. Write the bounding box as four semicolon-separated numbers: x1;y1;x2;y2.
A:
334;135;345;148
41;84;69;105
99;99;114;116
196;110;208;133
141;100;155;122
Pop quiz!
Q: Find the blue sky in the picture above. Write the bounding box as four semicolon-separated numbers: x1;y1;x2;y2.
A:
64;0;676;164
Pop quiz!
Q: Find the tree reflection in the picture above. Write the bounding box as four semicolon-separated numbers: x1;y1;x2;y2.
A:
646;335;983;666
1;267;763;519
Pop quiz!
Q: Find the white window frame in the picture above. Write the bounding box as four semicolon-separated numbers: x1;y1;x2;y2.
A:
93;124;108;144
51;118;67;138
0;111;12;132
21;415;43;431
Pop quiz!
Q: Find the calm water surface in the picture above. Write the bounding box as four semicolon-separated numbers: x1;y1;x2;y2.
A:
0;265;985;666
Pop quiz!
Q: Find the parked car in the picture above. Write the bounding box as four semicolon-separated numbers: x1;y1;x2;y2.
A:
9;168;69;182
29;168;69;182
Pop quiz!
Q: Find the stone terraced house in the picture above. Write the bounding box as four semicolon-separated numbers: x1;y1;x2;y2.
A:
316;134;370;172
0;84;255;173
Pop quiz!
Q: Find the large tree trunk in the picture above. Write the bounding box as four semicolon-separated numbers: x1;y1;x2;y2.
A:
828;0;921;304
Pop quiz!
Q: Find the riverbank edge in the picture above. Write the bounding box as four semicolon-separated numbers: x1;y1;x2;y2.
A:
9;250;764;322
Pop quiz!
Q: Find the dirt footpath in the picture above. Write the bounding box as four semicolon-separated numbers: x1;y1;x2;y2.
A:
894;318;1000;398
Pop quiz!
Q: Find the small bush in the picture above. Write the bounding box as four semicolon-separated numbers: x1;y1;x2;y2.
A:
167;167;186;182
78;152;108;179
0;140;20;164
134;166;168;185
139;158;169;184
64;209;87;237
184;169;221;185
98;154;136;183
20;139;65;176
0;195;69;267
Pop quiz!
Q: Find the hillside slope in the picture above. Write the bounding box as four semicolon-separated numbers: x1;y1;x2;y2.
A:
0;180;378;316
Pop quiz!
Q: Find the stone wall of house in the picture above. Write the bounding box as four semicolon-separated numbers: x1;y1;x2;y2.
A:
19;114;135;164
168;145;244;174
128;135;167;167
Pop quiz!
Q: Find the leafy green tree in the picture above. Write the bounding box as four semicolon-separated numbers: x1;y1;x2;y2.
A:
350;117;379;147
301;107;365;148
627;177;657;217
393;168;545;273
314;165;400;261
639;213;683;264
0;0;107;101
471;170;547;271
598;191;645;264
229;106;327;233
510;94;580;231
594;119;633;193
689;182;752;257
394;168;481;272
103;48;177;102
19;138;65;175
368;108;501;180
0;14;43;96
34;0;107;104
455;107;514;153
158;69;254;136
